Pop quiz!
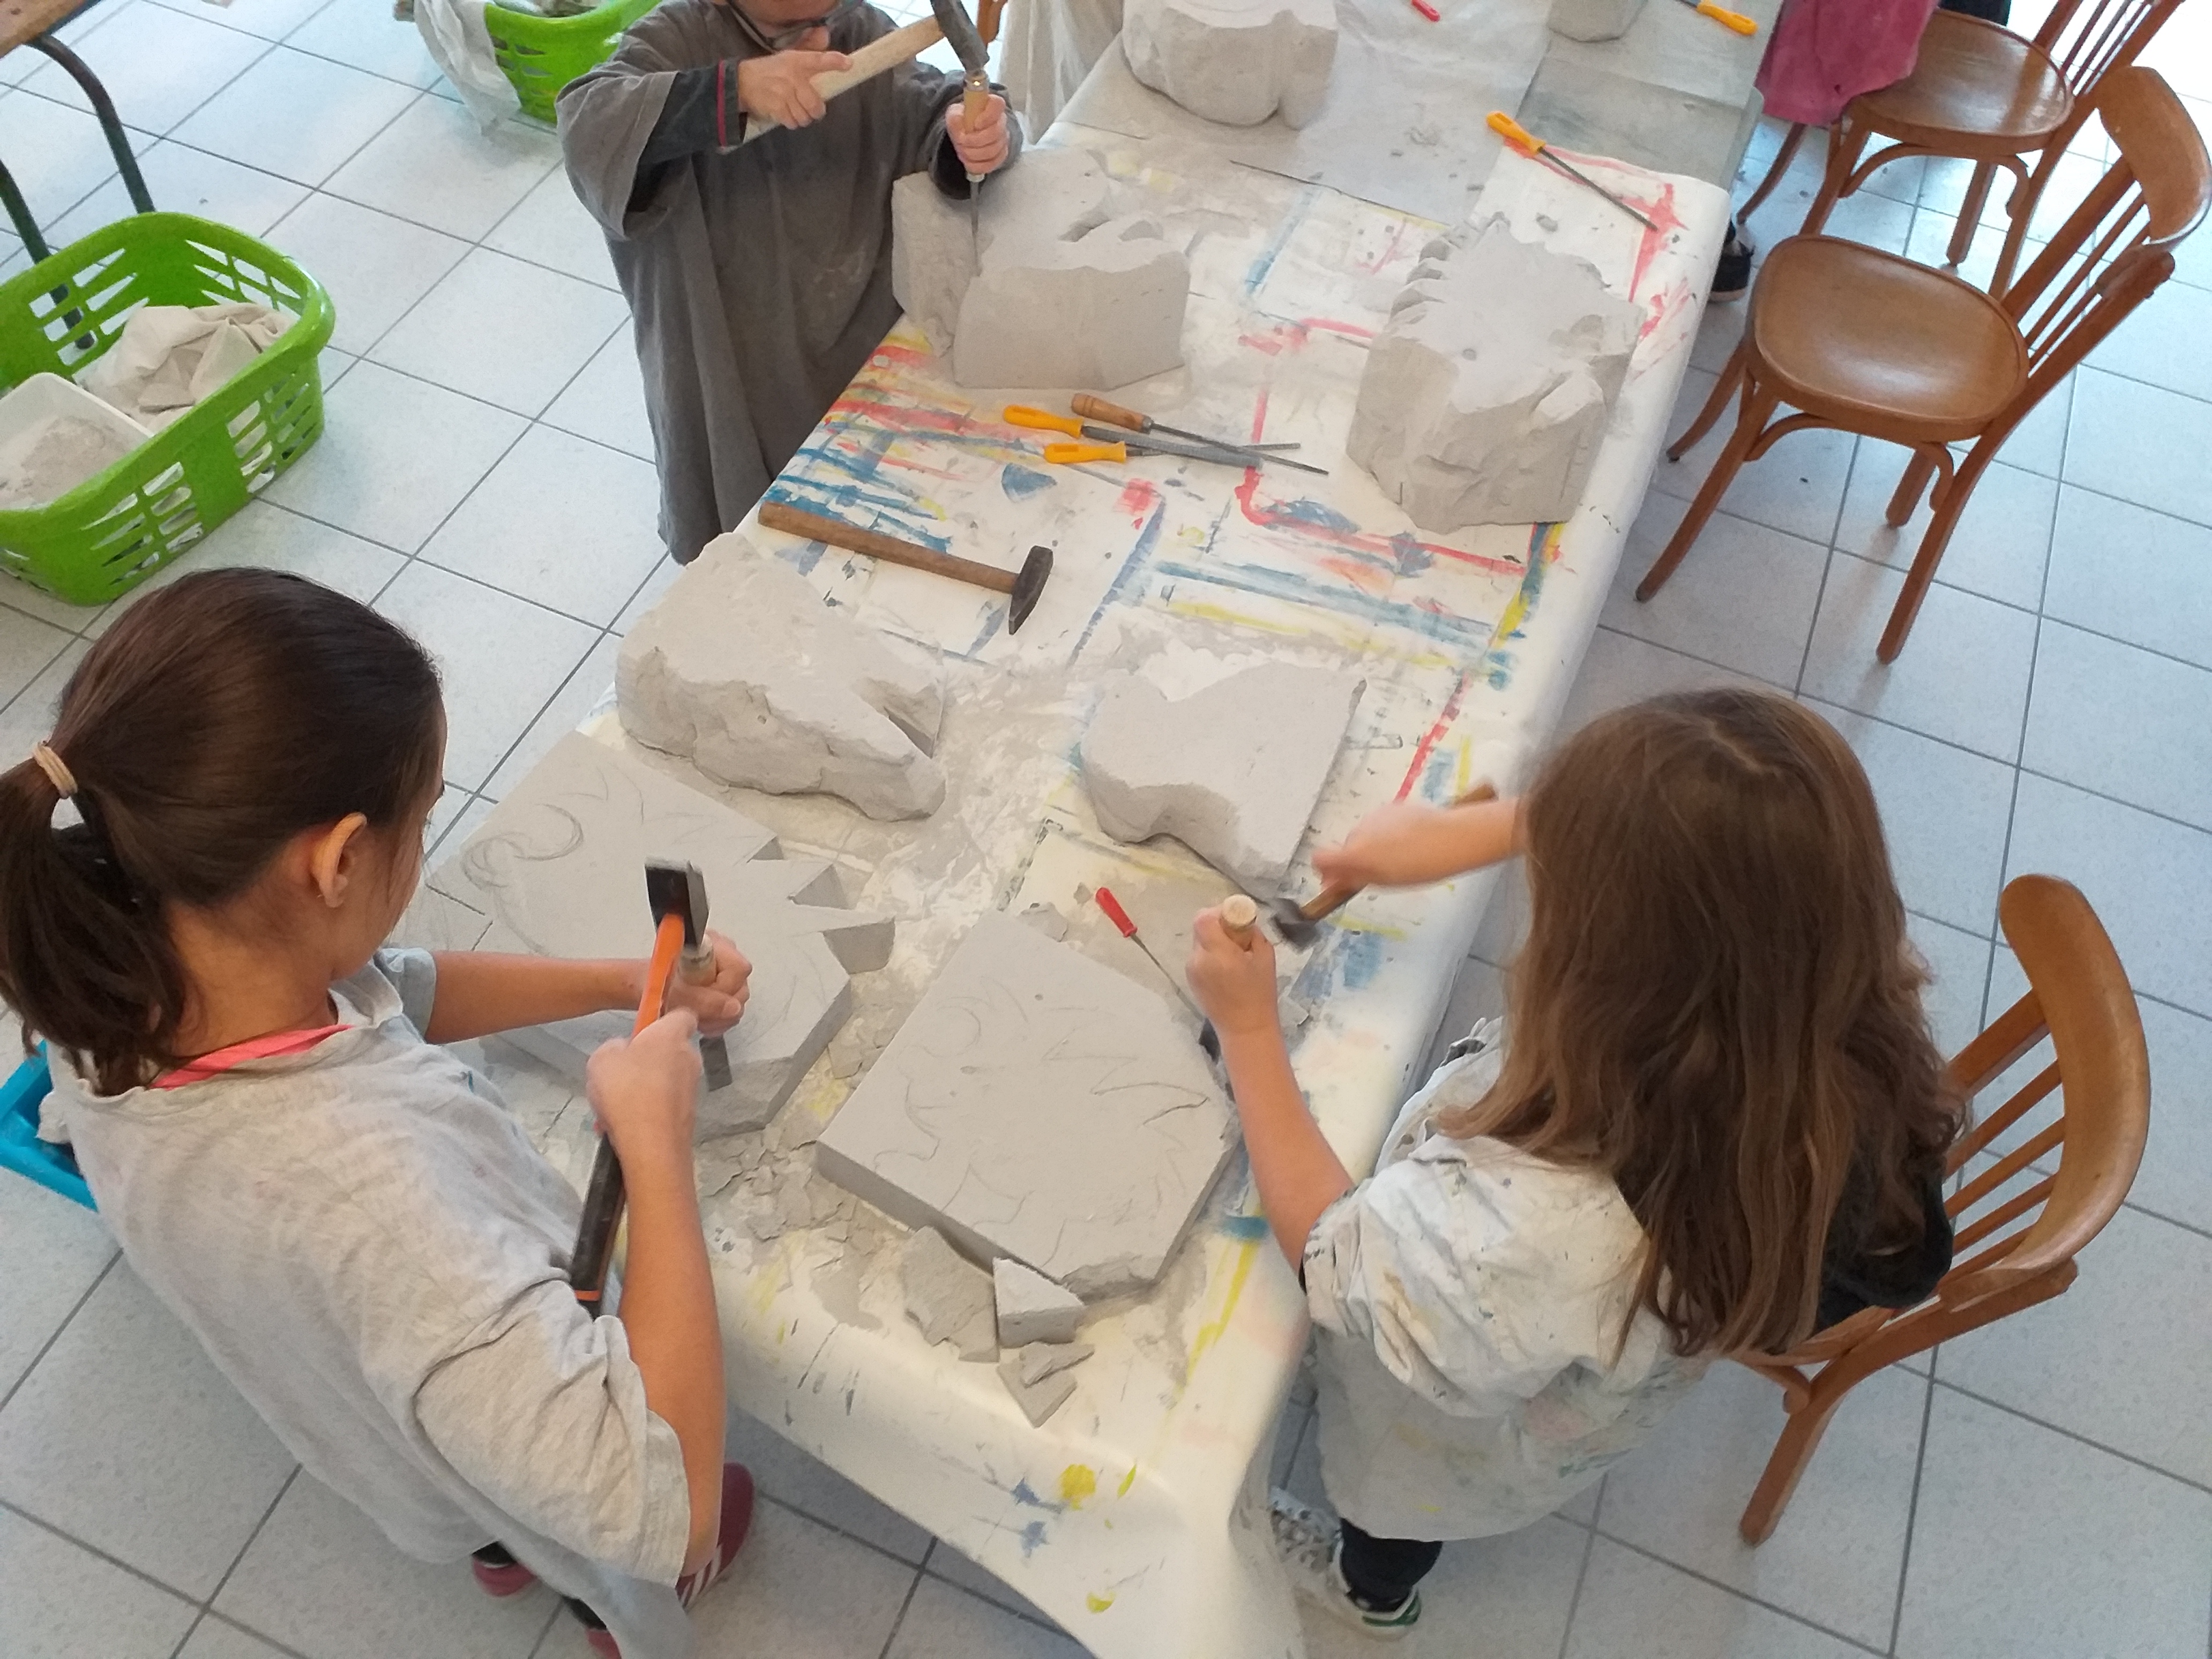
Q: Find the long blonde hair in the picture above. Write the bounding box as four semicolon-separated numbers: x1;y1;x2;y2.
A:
1439;690;1959;1357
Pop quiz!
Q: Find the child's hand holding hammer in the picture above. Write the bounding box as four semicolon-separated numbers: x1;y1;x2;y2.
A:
1187;898;1279;1043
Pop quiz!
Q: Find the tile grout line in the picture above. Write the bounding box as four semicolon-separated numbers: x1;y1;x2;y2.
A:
0;1247;116;1417
872;1558;930;1659
0;1492;224;1612
1551;1492;1600;1659
1885;1364;1939;1656
1586;1526;1892;1657
1927;1374;2212;1498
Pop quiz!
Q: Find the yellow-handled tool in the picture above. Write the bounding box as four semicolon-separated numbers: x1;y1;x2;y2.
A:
1486;111;1658;231
1005;404;1086;437
1044;440;1159;465
1670;0;1757;31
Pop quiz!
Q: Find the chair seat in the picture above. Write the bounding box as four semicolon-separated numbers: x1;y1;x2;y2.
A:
1749;236;2030;442
1856;10;2074;152
0;0;84;56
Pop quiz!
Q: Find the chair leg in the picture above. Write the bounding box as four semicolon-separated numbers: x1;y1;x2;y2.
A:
1988;166;2051;297
1798;120;1869;238
1739;1382;1851;1545
1668;347;1747;461
1738;123;1809;223
1638;382;1778;602
1880;450;1993;660
1885;450;1941;527
1947;161;1998;269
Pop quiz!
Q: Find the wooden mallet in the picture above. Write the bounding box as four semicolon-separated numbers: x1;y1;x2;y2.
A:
1268;783;1498;947
758;500;1054;633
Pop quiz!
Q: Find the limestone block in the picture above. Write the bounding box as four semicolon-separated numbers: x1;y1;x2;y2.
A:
892;149;1115;355
1013;1341;1094;1385
998;1353;1079;1424
902;1227;999;1360
993;1258;1085;1346
1081;661;1362;892
952;216;1189;391
1347;218;1642;532
1549;0;1644;42
1121;0;1337;129
891;147;1189;389
617;534;947;821
400;733;892;1136
817;911;1238;1299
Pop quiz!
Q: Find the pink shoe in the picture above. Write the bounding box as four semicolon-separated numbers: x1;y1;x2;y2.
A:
470;1546;537;1598
573;1463;757;1658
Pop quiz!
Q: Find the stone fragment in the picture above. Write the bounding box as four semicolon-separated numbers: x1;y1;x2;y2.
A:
1019;903;1068;941
817;912;1238;1298
998;1354;1080;1425
1348;218;1642;531
1014;1342;1095;1386
901;1227;999;1360
393;733;891;1135
1549;0;1644;41
892;148;1189;389
993;1258;1086;1347
1081;661;1362;892
1122;0;1336;128
617;534;947;821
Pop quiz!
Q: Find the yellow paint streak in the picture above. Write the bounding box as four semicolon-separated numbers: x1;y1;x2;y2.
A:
1186;1239;1259;1374
1326;915;1409;940
1087;1593;1117;1613
1117;1464;1139;1497
1162;598;1321;639
1059;1464;1098;1508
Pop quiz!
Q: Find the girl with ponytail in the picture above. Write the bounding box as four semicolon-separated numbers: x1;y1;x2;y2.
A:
0;570;754;1659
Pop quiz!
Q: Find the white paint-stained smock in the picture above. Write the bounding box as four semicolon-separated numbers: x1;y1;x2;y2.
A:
50;951;696;1659
1301;1023;1707;1541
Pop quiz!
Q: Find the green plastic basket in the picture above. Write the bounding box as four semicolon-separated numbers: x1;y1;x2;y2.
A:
0;213;334;608
484;0;659;124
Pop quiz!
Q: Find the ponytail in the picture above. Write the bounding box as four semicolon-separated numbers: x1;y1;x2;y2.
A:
0;570;443;1093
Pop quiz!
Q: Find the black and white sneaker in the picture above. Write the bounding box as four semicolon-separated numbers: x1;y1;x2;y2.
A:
1712;222;1756;303
1269;1491;1422;1642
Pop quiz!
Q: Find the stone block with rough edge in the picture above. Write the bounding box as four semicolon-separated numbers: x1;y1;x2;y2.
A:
901;1227;998;1360
392;733;892;1137
993;1258;1085;1346
1122;0;1337;128
1013;1341;1094;1386
1080;660;1363;892
891;148;1114;355
891;147;1187;388
1549;0;1645;42
617;533;947;821
1347;217;1642;532
998;1353;1079;1425
816;911;1238;1299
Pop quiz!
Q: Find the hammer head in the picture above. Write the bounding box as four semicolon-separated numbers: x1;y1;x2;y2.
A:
1007;544;1053;633
1267;896;1321;948
928;0;988;72
644;859;709;951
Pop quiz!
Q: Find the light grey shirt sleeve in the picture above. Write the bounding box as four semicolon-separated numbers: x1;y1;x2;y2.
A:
372;948;440;1037
414;1282;691;1584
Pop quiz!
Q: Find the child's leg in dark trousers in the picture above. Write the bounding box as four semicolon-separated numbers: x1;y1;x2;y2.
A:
1336;1521;1443;1612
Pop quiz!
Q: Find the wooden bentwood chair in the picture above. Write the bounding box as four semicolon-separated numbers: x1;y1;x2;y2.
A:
1731;874;2150;1544
1639;66;2211;661
1800;0;2188;296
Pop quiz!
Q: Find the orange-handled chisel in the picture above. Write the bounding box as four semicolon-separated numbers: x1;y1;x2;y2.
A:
1005;404;1086;437
1486;111;1658;230
1671;0;1757;31
1044;439;1170;466
1095;886;1205;1022
571;910;684;1305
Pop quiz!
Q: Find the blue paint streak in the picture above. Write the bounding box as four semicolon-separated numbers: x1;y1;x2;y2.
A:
1011;1479;1067;1513
1073;501;1168;659
760;487;954;556
1333;930;1386;991
1220;1213;1271;1240
1019;1519;1049;1557
1151;559;1493;648
1244;185;1320;297
1000;463;1055;500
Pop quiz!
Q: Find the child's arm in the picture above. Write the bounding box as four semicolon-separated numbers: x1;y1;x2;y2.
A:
586;1011;726;1576
1186;908;1352;1266
1312;794;1523;893
421;935;751;1045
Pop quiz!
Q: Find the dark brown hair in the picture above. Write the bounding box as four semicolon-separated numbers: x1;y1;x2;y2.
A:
0;569;443;1094
1438;689;1959;1358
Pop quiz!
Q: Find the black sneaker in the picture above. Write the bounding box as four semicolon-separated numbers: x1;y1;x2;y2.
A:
1712;222;1756;304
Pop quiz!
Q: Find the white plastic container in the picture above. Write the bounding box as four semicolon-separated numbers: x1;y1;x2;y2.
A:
0;372;152;512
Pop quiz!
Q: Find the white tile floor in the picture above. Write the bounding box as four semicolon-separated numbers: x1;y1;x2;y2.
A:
2;5;2211;1658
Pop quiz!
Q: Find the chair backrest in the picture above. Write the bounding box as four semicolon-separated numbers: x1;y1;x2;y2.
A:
2032;0;2186;101
1935;874;2150;1309
1996;66;2210;419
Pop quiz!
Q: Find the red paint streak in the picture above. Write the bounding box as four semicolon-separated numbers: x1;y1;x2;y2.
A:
1238;318;1379;356
1410;0;1441;19
1361;222;1411;275
1395;674;1470;800
1116;478;1160;524
1630;180;1687;297
1318;554;1393;594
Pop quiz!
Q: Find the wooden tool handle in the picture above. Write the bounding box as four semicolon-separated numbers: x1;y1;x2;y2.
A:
1298;781;1498;924
1070;393;1150;433
758;500;1017;595
977;0;1006;44
572;913;685;1304
741;17;943;143
1221;894;1260;943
